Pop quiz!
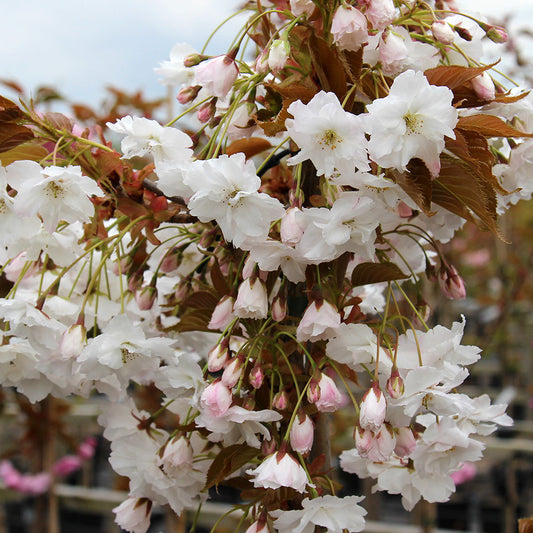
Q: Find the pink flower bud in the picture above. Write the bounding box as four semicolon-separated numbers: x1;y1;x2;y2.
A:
176;85;201;105
438;264;466;300
280;207;304;245
271;292;287;322
200;380;232;417
471;72;495;101
52;455;83;477
331;5;368;51
386;367;404;399
255;48;270;74
379;30;408;75
366;0;396;31
60;323;87;359
234;278;268;320
112;255;133;277
135;284;157;310
160;247;182;273
197;99;217;124
485;25;508;43
222;357;244;388
431;20;456;45
273;391;289;410
359;383;387;431
249;364;264;389
160;436;194;475
208;296;235;331
113;497;152;533
290;413;314;454
308;373;344;413
207;338;230;372
268;40;290;72
127;270;143;292
194;54;239;98
394;427;417;457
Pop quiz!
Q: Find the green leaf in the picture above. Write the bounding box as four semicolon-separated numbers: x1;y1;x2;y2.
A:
351;262;409;287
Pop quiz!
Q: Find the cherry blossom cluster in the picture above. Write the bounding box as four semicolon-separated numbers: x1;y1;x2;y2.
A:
0;1;531;532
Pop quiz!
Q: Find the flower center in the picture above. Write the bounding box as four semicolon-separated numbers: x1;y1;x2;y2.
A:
0;199;7;214
403;112;424;135
45;180;66;199
319;129;343;150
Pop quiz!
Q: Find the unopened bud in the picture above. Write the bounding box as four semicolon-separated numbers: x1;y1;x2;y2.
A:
208;296;235;331
484;24;508;43
135;284;157;310
249;364;264;389
197;99;217;124
60;323;87;359
177;85;201;105
221;356;244;388
183;53;206;67
273;390;289;410
359;383;387;431
200;379;232;417
271;293;287;322
431;20;456;45
453;24;472;41
289;413;314;454
439;264;466;300
471;72;495;101
207;337;230;372
386;367;405;399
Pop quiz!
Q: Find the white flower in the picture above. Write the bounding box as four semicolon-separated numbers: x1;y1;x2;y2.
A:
247;239;307;283
286;91;369;180
365;69;458;176
272;495;367;533
184;154;285;247
77;314;176;390
7;162;103;233
107;116;193;192
326;323;377;369
234;278;269;319
113;497;152;533
247;452;309;493
154;42;197;86
296;300;341;342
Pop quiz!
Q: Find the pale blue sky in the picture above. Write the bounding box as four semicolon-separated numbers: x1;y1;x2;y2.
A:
0;0;531;107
